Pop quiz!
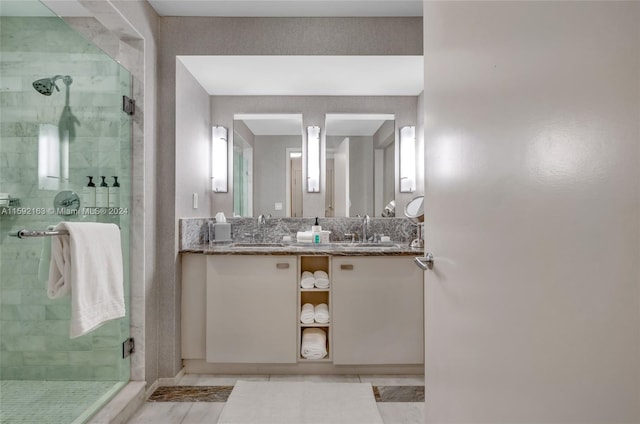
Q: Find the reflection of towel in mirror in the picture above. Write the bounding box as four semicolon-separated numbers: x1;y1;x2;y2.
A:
48;222;125;338
314;303;329;324
300;303;315;324
300;271;315;288
301;328;327;360
314;270;330;288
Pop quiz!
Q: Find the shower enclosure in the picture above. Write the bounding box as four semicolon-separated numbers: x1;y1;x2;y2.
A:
0;1;132;423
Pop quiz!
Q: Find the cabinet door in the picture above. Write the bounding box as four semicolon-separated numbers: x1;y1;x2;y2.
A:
182;254;206;359
206;255;297;363
332;256;424;365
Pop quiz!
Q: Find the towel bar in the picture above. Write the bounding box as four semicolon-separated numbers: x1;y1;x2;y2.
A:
10;229;69;238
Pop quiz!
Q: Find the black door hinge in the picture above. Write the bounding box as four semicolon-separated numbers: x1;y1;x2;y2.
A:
122;337;135;358
122;95;135;116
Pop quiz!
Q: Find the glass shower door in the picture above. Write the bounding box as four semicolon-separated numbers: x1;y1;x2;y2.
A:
0;1;132;422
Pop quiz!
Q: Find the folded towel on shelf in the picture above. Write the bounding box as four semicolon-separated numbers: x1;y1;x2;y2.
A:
296;231;313;244
300;271;316;288
314;303;330;324
314;270;330;288
300;303;315;324
301;328;327;360
48;222;125;338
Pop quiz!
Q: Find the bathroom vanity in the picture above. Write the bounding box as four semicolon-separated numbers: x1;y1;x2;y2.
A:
180;241;424;373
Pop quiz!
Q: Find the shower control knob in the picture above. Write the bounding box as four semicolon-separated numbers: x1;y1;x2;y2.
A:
53;191;80;216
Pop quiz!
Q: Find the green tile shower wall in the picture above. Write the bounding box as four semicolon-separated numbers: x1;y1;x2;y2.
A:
0;16;131;381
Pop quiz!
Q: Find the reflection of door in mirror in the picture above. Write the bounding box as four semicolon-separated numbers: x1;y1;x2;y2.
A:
329;137;350;217
233;114;303;217
325;114;394;217
290;153;303;217
325;159;334;217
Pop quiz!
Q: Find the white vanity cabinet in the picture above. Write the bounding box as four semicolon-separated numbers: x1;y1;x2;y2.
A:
181;253;207;359
206;255;298;363
331;256;424;365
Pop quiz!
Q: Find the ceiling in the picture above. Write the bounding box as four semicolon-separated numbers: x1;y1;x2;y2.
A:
31;0;422;18
235;114;303;136
234;113;394;137
325;114;394;136
179;56;423;96
147;0;422;17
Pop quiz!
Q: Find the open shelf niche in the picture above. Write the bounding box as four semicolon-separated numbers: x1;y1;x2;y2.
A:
298;255;331;362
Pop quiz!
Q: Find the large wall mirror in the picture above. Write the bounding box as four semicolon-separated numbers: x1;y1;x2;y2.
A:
233;113;303;217
325;114;395;217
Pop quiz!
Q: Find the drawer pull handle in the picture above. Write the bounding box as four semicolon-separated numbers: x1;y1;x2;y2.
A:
340;264;354;270
276;263;290;269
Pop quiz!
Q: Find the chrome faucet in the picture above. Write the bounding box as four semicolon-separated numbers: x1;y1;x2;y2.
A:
362;215;370;243
257;214;270;241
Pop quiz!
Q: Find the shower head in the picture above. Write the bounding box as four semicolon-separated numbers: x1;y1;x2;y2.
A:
32;75;72;96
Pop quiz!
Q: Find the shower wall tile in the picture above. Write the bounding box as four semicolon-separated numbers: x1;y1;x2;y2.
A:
1;352;23;367
45;336;93;352
1;16;132;381
1;305;45;321
23;352;69;366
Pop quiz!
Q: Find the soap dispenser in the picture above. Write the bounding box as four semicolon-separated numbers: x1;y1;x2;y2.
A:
312;217;321;244
82;176;96;208
108;176;120;208
96;176;109;208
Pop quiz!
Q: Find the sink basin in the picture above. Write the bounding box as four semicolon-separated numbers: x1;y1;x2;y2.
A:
231;242;285;248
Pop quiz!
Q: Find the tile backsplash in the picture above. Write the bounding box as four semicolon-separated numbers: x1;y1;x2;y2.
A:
179;217;418;250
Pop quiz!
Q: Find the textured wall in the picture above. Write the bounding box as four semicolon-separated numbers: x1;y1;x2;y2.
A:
158;17;422;379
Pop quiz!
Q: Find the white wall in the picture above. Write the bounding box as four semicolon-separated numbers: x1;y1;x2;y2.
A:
176;59;211;219
233;119;255;148
253;135;302;217
348;136;374;216
423;1;640;422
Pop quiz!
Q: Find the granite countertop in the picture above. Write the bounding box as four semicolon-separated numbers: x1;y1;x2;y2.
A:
180;242;421;256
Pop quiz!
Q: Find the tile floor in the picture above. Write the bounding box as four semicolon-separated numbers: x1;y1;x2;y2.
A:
127;374;424;424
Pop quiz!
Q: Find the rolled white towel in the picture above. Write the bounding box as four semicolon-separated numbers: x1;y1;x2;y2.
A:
300;271;316;288
301;328;327;359
314;270;330;288
296;231;313;244
314;303;330;324
300;303;315;324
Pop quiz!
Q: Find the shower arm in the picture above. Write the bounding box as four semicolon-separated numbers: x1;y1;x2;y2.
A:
51;75;73;90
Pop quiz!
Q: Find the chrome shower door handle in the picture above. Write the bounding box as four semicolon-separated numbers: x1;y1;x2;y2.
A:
414;253;434;270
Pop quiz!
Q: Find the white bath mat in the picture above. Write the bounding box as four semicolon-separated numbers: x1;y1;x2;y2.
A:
217;381;384;424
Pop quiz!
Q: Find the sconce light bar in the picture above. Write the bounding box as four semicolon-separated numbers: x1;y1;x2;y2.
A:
399;125;416;193
307;125;320;193
211;125;228;193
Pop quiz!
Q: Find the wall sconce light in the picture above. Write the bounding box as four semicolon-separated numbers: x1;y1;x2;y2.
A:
399;125;416;193
307;125;320;193
211;125;228;193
